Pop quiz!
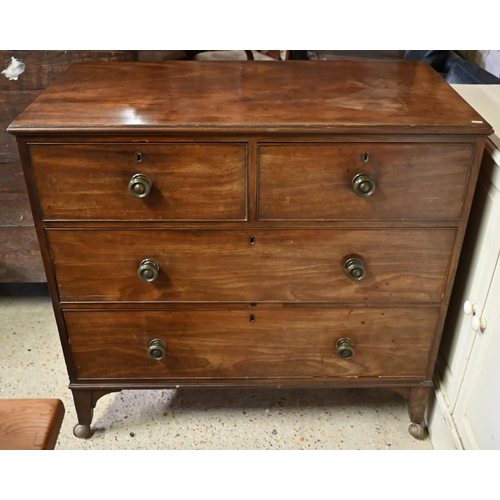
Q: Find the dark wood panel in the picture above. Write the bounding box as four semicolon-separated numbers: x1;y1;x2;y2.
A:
0;90;41;163
0;162;33;225
0;51;136;90
258;143;474;221
48;228;455;303
0;226;45;282
64;308;438;379
8;61;492;135
29;143;247;220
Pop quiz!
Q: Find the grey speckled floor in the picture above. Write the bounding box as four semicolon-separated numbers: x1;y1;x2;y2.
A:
0;283;433;450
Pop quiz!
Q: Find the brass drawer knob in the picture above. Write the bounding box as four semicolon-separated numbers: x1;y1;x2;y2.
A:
336;338;355;359
352;173;375;197
128;173;152;198
138;258;160;282
344;257;366;281
148;339;167;361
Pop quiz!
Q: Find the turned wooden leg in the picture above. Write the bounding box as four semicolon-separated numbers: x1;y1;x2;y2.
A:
408;387;430;440
72;391;94;438
71;389;116;439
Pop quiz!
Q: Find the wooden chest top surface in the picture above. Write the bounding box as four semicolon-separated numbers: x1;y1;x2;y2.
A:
8;60;493;135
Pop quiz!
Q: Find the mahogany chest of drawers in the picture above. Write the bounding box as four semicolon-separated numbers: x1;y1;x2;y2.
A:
8;60;492;440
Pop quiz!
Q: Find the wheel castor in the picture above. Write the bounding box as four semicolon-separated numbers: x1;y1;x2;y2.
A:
408;422;425;440
73;423;92;439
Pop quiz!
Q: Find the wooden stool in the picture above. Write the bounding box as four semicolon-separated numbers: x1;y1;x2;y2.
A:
0;399;65;450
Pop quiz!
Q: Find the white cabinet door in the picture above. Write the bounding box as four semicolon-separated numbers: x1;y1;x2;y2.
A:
439;148;500;407
454;248;500;449
429;85;500;450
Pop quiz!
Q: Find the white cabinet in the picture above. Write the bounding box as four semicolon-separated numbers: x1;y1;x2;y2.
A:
455;258;500;448
428;85;500;449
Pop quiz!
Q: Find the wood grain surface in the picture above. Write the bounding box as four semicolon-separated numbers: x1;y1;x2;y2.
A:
0;50;135;90
30;143;247;220
0;398;64;450
8;61;492;135
0;51;138;283
0;162;33;225
0;226;45;282
0;90;40;162
47;228;455;303
258;143;474;221
64;308;438;379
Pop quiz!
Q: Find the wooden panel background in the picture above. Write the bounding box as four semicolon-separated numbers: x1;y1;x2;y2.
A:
0;226;44;281
0;90;41;163
0;51;136;90
0;162;33;226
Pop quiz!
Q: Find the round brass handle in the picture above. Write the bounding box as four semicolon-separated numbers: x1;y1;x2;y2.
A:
344;257;366;281
138;258;160;282
352;173;375;197
336;338;355;359
128;173;152;198
148;339;167;361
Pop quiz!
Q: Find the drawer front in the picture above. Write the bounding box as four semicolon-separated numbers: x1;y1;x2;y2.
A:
29;143;247;220
258;143;474;221
48;229;455;303
64;308;438;380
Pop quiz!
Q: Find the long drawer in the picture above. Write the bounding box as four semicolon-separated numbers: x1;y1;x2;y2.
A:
48;228;455;303
258;143;474;221
28;143;247;220
64;308;438;380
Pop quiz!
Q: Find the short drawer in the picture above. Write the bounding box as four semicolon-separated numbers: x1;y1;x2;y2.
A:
29;143;247;220
258;143;474;221
64;308;438;380
48;228;455;303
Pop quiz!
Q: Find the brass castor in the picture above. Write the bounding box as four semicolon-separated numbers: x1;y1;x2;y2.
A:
408;422;425;440
73;424;92;439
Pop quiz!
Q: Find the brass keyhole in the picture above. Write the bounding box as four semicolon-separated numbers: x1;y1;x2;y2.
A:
249;236;256;245
250;314;255;323
362;152;369;163
136;151;142;163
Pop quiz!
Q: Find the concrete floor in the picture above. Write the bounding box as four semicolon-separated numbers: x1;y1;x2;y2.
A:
0;283;433;450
